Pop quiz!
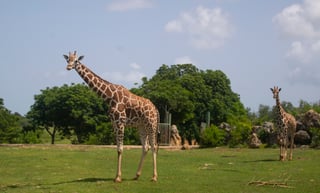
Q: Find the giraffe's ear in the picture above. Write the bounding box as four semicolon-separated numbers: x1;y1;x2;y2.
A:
279;88;282;92
63;55;68;60
270;88;273;92
78;55;84;61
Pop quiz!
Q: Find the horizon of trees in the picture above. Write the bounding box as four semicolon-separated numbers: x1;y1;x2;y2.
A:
1;64;320;146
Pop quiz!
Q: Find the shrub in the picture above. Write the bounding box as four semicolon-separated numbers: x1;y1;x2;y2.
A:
124;127;140;145
228;122;251;148
85;122;114;145
200;125;226;147
310;127;320;148
20;130;42;144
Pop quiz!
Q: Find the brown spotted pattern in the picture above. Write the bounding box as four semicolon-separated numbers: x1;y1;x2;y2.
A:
64;51;159;182
270;86;296;161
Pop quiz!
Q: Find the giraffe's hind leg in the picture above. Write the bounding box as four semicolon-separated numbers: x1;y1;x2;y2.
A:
134;128;158;182
134;129;149;180
134;145;148;180
151;146;158;182
289;132;295;160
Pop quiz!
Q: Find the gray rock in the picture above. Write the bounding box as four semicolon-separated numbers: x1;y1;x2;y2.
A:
295;130;311;145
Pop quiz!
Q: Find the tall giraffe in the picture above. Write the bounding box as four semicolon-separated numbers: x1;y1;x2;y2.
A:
270;86;296;161
64;51;160;182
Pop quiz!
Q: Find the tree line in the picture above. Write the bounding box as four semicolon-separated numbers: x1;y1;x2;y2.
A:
1;64;319;146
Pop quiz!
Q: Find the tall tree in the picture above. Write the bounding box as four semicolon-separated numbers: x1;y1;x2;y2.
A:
27;84;109;144
0;98;21;143
132;64;249;143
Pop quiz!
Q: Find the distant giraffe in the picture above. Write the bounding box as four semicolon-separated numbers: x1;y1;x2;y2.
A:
64;51;160;182
270;86;296;161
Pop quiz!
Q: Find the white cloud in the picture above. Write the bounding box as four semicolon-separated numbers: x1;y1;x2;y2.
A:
129;62;141;69
285;40;320;63
102;62;145;85
165;6;233;49
311;40;320;52
285;41;309;62
288;65;320;85
106;0;153;12
273;0;320;85
273;3;319;39
174;56;194;64
165;20;183;32
289;67;301;77
304;0;320;20
103;71;145;85
273;0;320;40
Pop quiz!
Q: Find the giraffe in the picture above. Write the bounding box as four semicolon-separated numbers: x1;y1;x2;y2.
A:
270;86;296;161
64;51;160;182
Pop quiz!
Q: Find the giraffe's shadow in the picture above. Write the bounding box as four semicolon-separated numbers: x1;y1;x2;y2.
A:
51;177;114;185
0;177;116;191
243;158;278;163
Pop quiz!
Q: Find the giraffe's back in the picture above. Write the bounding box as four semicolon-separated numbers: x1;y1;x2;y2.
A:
285;112;297;133
122;91;159;130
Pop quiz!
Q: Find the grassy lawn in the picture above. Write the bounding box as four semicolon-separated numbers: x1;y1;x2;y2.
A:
0;145;319;193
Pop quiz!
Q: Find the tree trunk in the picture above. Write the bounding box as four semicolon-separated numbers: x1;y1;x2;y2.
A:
45;126;57;144
51;127;56;144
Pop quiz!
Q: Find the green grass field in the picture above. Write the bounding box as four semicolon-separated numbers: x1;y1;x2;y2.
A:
0;145;319;193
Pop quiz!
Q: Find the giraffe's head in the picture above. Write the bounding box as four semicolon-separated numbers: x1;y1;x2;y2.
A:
63;51;84;70
270;86;281;99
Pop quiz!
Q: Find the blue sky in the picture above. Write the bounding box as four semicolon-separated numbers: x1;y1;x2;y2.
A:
1;0;320;115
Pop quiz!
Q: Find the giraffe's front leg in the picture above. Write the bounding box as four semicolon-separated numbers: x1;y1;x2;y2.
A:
150;130;158;182
280;144;287;161
114;124;125;183
114;151;122;183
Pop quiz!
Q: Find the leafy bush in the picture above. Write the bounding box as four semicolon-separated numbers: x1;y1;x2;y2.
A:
85;122;114;145
200;125;226;147
310;127;320;148
20;130;42;144
228;122;251;148
124;127;140;145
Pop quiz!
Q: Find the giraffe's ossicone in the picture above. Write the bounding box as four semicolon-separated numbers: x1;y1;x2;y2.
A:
64;51;160;182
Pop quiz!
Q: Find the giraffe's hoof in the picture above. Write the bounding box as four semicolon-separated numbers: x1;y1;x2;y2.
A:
133;175;140;180
114;176;122;183
151;176;157;182
279;155;285;161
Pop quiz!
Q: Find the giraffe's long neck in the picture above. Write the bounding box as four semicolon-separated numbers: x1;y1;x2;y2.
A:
275;95;286;124
275;95;283;112
75;63;116;103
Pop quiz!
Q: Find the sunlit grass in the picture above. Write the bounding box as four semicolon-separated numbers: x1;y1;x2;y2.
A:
0;145;319;193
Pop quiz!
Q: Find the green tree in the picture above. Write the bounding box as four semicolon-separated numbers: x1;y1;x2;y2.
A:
0;98;22;143
27;84;110;144
62;84;109;143
132;64;250;144
255;105;273;124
